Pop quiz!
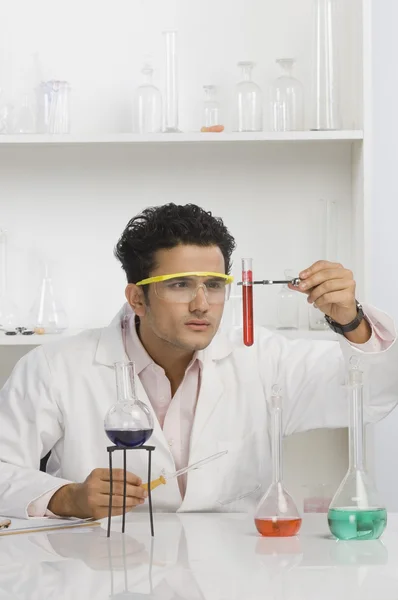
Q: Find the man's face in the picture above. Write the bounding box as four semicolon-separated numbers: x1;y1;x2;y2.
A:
138;245;227;352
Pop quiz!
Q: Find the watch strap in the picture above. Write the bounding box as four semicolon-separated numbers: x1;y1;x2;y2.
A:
325;302;365;335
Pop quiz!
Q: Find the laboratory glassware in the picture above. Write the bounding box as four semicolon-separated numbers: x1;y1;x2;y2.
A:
163;30;180;133
13;94;36;134
28;262;68;334
328;357;387;540
201;85;224;132
133;64;162;134
105;361;154;448
0;229;21;332
235;61;263;132
309;199;337;330
242;258;254;346
270;58;304;132
311;0;341;130
276;270;299;330
142;450;228;491
0;103;14;134
37;80;71;134
255;386;302;536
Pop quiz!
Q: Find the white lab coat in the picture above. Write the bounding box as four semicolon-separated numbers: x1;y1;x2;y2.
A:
0;304;397;518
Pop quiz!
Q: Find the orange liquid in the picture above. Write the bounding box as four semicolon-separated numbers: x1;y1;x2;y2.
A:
255;517;302;537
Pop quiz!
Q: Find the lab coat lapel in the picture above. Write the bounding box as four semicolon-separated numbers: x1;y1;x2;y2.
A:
189;358;224;453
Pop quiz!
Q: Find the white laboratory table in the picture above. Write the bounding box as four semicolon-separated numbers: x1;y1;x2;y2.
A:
0;512;397;600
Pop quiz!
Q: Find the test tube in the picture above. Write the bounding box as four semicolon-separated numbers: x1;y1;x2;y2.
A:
242;258;254;346
163;30;180;133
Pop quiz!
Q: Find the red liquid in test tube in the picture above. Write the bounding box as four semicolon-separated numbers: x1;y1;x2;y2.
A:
242;258;254;346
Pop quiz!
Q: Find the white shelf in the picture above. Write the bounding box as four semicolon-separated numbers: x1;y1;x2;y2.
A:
0;329;83;346
0;327;337;346
0;131;364;146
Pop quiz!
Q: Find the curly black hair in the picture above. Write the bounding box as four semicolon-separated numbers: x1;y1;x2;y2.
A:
114;203;236;284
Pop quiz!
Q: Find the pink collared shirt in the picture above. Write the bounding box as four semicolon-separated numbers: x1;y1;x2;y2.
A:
124;315;202;498
28;311;390;516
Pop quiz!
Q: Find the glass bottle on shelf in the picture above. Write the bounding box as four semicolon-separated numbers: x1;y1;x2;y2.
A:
276;270;299;330
328;357;387;540
201;85;224;132
235;61;263;132
105;361;154;448
269;58;304;132
255;385;302;537
28;262;68;334
0;229;20;332
37;80;71;134
133;63;162;134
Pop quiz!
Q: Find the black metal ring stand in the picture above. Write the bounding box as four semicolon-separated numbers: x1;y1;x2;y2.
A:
106;445;155;538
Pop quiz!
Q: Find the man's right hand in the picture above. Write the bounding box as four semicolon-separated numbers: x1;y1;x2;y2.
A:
48;468;147;519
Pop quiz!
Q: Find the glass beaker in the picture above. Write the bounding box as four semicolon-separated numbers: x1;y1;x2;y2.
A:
201;85;223;131
0;229;21;332
270;59;304;132
105;361;154;448
28;262;68;334
37;80;71;134
133;64;162;134
255;386;302;536
311;0;341;130
276;270;299;330
328;357;387;540
235;61;263;132
163;30;180;133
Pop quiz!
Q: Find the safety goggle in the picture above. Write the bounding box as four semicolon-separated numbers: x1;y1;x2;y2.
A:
136;271;234;305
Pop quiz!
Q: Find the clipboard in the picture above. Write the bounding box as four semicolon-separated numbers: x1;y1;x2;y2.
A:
0;516;100;536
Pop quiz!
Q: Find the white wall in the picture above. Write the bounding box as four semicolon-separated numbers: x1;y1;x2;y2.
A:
370;0;398;511
1;142;353;329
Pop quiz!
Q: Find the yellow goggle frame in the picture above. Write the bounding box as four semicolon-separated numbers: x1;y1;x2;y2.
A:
136;271;234;286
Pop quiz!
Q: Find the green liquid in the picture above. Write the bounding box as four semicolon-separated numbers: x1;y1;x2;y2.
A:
328;507;387;540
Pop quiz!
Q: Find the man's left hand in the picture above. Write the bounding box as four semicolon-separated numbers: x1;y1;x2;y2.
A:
289;260;357;325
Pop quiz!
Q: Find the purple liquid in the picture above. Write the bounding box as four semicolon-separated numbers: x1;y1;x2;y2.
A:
105;428;153;448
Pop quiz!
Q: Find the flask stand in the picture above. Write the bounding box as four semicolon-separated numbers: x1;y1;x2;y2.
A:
106;444;155;538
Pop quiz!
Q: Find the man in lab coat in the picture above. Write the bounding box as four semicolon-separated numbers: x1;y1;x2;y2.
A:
0;203;397;519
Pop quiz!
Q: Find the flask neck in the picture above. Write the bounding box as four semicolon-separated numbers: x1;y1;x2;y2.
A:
241;66;252;81
115;361;137;403
271;402;283;483
141;66;154;85
348;379;366;471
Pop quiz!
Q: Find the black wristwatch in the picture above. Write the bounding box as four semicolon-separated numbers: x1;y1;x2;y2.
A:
325;301;365;335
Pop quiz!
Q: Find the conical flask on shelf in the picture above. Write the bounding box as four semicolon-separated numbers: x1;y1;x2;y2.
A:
0;229;21;332
254;386;302;537
28;261;68;334
328;357;387;540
